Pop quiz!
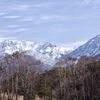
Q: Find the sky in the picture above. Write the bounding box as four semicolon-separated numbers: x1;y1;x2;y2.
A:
0;0;100;46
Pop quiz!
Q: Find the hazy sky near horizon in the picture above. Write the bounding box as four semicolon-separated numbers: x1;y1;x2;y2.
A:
0;0;100;46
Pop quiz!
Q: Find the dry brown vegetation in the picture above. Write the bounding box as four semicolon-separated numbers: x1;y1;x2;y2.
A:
0;93;23;100
0;52;100;100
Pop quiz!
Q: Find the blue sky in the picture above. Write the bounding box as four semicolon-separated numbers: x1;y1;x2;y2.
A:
0;0;100;46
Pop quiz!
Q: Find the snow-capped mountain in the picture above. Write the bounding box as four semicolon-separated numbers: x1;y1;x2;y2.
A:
0;40;74;65
1;35;100;65
70;35;100;57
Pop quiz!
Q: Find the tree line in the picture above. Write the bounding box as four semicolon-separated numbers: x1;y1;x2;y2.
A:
0;52;100;100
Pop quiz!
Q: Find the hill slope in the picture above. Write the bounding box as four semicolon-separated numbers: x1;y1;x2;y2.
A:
70;35;100;57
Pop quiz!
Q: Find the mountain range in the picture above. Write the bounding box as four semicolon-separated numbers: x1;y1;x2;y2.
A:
0;40;74;65
0;35;100;65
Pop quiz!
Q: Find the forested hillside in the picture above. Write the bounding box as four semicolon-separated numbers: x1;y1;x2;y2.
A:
0;52;100;100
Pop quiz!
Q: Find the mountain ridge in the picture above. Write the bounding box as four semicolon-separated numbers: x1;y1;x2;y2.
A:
70;34;100;57
0;40;75;65
1;35;100;65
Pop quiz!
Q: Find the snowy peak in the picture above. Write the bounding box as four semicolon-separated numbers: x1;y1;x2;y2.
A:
0;40;74;65
87;34;100;44
95;34;100;38
0;40;37;55
37;42;56;54
70;35;100;57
